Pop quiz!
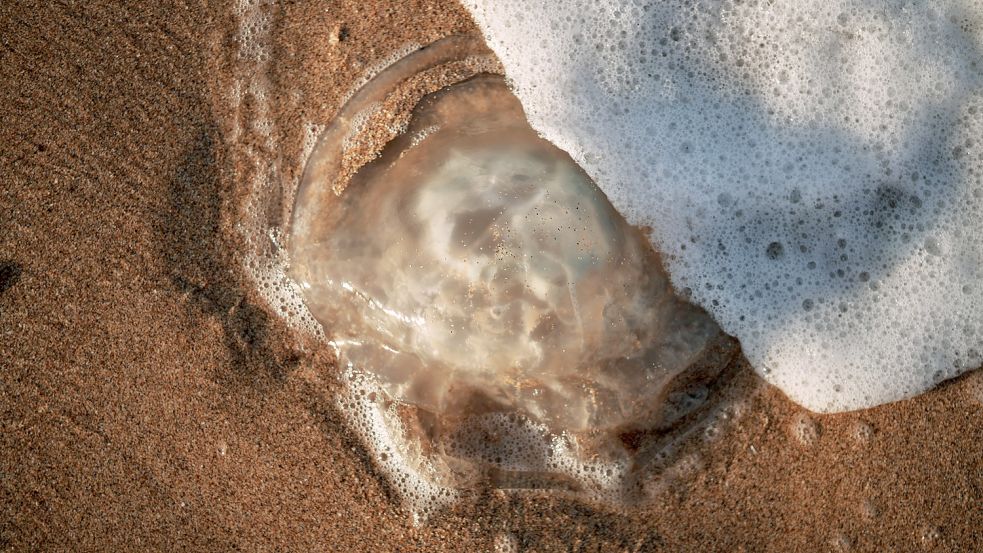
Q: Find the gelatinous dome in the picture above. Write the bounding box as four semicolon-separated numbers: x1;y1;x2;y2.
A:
290;74;721;433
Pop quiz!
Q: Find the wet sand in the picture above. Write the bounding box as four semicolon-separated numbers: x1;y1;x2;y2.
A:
1;1;981;551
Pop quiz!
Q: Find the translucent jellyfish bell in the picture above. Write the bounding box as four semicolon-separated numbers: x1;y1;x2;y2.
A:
289;36;735;503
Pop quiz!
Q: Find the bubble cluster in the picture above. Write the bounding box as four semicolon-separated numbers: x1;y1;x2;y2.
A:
463;0;983;412
228;0;326;339
788;412;821;447
494;532;519;553
337;363;459;523
850;420;875;445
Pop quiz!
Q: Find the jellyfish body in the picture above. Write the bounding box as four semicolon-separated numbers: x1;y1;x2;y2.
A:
290;74;721;434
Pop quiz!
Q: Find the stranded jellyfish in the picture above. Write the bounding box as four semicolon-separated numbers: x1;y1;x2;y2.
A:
289;36;737;504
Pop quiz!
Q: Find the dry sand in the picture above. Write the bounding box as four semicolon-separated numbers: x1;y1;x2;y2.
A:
1;1;981;551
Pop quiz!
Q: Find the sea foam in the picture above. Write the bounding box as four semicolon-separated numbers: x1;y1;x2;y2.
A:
462;0;983;412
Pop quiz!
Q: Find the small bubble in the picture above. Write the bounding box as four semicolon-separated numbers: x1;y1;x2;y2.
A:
923;237;942;256
789;412;820;446
918;524;942;546
851;421;874;444
831;532;852;552
494;531;519;553
766;241;785;259
860;499;879;520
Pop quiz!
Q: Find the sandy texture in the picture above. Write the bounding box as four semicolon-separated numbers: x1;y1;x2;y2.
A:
1;1;981;551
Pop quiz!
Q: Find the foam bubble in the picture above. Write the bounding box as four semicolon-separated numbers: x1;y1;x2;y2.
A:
850;420;875;445
789;412;821;447
463;0;983;412
494;532;519;553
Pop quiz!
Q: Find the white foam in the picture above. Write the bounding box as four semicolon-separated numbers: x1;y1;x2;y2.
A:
228;0;325;340
225;19;478;519
463;0;983;412
336;360;459;523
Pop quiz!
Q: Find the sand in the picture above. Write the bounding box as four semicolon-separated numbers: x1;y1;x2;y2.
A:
1;1;981;551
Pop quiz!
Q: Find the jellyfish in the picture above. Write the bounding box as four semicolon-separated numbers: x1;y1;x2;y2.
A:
288;36;736;507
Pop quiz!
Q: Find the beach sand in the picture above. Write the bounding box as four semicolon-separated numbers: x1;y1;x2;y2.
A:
1;1;981;551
